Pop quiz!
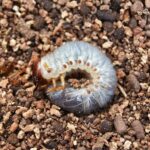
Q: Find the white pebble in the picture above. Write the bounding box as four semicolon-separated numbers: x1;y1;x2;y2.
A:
124;140;132;150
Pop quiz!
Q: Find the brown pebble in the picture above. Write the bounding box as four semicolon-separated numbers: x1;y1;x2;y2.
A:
35;100;45;109
2;0;13;9
129;18;137;29
127;74;141;92
78;147;86;150
96;10;118;22
100;120;113;133
103;21;113;32
32;16;46;31
7;133;18;145
131;1;144;13
131;120;145;139
114;115;127;134
145;30;150;37
9;122;18;132
145;0;150;8
80;3;90;16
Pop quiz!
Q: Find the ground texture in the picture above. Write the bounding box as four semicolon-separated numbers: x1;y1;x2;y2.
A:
0;0;150;150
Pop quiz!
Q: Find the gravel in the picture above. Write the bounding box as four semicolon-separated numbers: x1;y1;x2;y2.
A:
0;0;149;149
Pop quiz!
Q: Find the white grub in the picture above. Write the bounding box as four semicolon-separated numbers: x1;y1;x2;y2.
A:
37;41;117;115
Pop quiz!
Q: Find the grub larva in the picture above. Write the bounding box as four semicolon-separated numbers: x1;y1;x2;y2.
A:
35;41;117;115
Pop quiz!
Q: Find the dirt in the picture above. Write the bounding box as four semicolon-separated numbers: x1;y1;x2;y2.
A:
0;0;149;150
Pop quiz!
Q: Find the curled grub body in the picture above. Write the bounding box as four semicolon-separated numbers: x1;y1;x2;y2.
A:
36;41;117;115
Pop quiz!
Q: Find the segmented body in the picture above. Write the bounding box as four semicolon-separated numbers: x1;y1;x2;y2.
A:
37;41;117;115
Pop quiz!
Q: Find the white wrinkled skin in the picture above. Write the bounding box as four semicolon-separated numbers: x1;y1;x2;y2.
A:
38;41;117;115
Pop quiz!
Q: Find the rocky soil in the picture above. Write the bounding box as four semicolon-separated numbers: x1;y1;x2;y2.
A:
0;0;150;149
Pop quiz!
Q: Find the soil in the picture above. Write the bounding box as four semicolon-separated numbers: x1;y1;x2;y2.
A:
0;0;150;150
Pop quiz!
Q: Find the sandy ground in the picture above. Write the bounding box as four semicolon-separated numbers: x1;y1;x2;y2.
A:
0;0;150;149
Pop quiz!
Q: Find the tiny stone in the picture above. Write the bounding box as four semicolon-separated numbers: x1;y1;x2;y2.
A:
145;30;150;37
22;109;34;119
110;0;121;12
67;123;76;133
124;140;132;150
44;140;57;149
0;18;8;27
2;0;13;9
22;124;35;132
131;1;143;13
3;112;11;123
50;108;61;117
9;122;18;132
42;0;53;11
80;3;90;15
127;74;141;92
61;11;68;19
145;0;150;9
113;27;125;40
124;26;133;37
78;147;86;150
17;130;25;139
0;123;4;134
97;10;118;22
9;39;16;47
129;18;137;29
57;0;67;6
35;100;45;109
100;120;113;133
7;133;18;145
131;120;145;139
32;16;46;31
66;1;78;8
103;21;113;32
102;41;113;49
114;115;127;134
34;127;40;139
0;79;9;88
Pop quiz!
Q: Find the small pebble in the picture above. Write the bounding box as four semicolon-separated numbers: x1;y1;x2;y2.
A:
0;79;9;88
67;123;76;133
7;133;18;145
127;74;141;92
145;30;150;37
123;140;132;150
32;16;46;30
97;10;118;22
22;109;34;119
103;21;113;32
35;100;45;109
114;115;127;134
80;3;90;15
145;0;150;9
44;141;57;149
9;122;18;132
113;27;125;40
110;0;121;12
102;41;113;49
2;0;13;9
57;0;67;6
131;1;143;13
0;123;4;134
42;0;53;11
131;120;145;139
22;124;35;132
66;1;78;8
50;107;61;117
17;130;25;139
129;18;137;29
100;120;113;133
